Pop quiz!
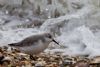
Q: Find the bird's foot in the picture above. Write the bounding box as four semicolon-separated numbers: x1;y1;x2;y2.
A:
30;55;35;60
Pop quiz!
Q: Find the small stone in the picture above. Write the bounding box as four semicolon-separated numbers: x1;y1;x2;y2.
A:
3;56;12;61
37;58;43;61
35;62;45;67
2;60;10;67
62;60;72;66
17;53;27;56
31;60;36;66
49;57;55;62
52;62;58;67
74;60;89;67
91;56;100;63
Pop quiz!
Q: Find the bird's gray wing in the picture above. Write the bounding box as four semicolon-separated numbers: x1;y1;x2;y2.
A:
8;35;45;47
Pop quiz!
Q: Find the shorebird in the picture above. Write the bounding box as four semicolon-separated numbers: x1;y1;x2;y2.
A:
8;33;59;55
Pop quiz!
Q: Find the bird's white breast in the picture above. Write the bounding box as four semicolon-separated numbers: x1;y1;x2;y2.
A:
19;40;50;55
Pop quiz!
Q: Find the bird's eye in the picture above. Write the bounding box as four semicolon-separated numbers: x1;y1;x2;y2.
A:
47;34;52;38
48;35;52;38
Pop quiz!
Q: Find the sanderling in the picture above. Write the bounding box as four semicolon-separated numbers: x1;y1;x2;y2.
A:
8;33;59;55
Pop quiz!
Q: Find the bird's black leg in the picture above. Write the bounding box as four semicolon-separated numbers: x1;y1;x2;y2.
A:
30;55;35;60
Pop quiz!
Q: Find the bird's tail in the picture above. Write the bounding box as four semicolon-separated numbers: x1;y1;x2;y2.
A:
8;43;15;46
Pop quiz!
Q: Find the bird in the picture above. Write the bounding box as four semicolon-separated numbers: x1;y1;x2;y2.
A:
8;33;59;55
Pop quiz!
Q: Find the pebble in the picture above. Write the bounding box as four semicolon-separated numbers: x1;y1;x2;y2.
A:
0;47;99;67
35;62;45;67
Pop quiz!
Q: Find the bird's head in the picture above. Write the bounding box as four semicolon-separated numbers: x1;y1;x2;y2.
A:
44;33;59;45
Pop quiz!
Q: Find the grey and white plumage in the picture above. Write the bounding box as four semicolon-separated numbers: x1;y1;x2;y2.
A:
8;33;59;55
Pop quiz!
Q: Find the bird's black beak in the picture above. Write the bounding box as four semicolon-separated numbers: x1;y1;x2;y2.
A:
52;39;59;45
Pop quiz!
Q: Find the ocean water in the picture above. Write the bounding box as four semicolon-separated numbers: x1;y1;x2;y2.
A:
0;0;100;57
